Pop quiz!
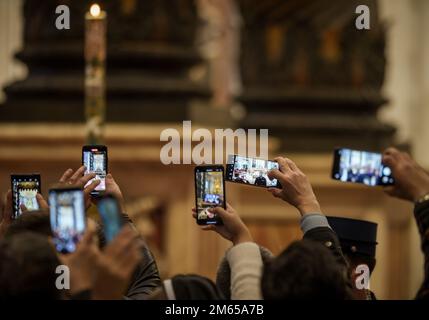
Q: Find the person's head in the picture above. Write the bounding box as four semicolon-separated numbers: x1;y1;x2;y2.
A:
261;240;352;300
5;210;52;238
0;232;62;299
216;245;273;299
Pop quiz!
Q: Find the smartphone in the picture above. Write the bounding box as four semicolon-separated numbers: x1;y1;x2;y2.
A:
49;187;86;254
194;166;225;225
98;195;124;243
82;145;108;197
10;174;41;219
225;155;281;188
331;148;394;186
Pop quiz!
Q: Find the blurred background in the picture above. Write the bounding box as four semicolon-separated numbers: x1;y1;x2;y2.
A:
0;0;427;299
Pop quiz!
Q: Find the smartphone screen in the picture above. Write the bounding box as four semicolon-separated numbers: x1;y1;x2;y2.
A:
49;188;86;254
225;155;281;188
98;196;123;243
331;148;394;186
195;166;225;225
82;145;107;196
10;174;41;219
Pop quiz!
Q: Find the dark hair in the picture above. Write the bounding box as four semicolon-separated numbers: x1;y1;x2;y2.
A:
0;232;62;299
261;240;352;300
5;210;52;238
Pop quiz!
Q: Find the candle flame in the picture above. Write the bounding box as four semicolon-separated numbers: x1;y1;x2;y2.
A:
90;4;101;17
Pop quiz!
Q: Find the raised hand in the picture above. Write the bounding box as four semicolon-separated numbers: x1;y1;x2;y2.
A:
92;225;141;299
192;203;252;245
58;166;100;209
267;157;321;216
383;148;429;202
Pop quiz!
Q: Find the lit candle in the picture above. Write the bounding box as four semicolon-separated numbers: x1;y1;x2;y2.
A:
85;4;107;144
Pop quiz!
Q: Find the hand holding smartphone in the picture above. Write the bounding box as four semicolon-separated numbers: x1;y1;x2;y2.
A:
49;187;86;254
82;145;108;197
194;166;225;225
10;174;41;219
225;155;281;188
331;148;394;186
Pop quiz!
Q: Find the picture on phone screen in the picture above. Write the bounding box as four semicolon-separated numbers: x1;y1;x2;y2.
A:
331;148;394;186
195;166;225;225
98;196;123;243
225;155;281;188
82;145;107;196
49;188;86;254
11;174;41;219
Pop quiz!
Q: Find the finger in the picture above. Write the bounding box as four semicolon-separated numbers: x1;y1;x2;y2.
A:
382;155;395;167
267;169;285;182
384;148;400;158
59;168;73;183
226;202;233;211
201;225;215;231
192;211;197;219
210;206;229;218
284;158;299;172
20;204;28;213
274;157;290;173
36;193;49;210
268;188;282;198
69;166;86;184
77;173;96;188
84;179;101;195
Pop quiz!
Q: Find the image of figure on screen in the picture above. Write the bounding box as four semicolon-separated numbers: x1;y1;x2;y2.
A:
231;156;279;187
334;149;393;186
195;170;224;223
50;189;85;253
83;150;106;191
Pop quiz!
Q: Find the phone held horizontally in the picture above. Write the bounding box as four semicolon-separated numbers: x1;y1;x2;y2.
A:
331;148;394;187
225;154;281;188
194;165;225;225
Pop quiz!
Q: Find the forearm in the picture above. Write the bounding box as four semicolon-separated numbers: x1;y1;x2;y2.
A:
414;201;429;299
226;242;263;300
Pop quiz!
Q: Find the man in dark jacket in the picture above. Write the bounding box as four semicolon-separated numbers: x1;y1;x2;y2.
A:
383;148;429;299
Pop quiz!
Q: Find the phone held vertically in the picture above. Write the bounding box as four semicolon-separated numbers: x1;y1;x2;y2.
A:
49;187;86;254
225;155;281;188
82;145;108;197
10;174;41;219
331;148;394;186
194;165;225;225
97;195;124;243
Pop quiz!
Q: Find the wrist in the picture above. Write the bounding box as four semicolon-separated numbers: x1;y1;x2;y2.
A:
232;230;252;245
297;200;321;216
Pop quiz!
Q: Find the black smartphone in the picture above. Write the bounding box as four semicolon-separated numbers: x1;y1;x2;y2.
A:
10;174;41;219
225;155;281;188
49;187;86;254
331;148;394;186
82;145;108;197
194;165;225;225
98;195;124;243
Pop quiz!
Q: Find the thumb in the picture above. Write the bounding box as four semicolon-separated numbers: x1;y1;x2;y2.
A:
268;169;284;183
36;193;49;210
210;207;231;223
